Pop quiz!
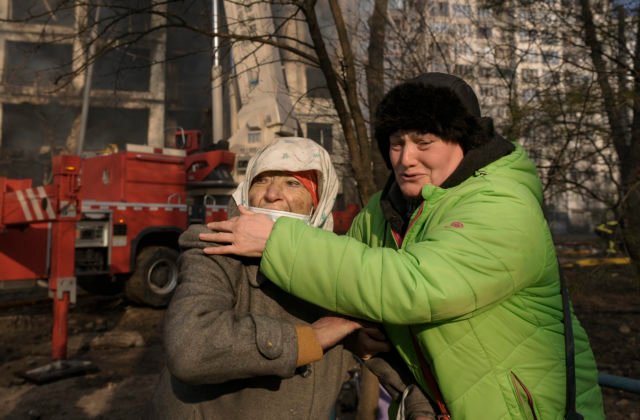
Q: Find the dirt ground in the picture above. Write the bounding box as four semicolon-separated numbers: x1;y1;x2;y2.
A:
0;250;638;419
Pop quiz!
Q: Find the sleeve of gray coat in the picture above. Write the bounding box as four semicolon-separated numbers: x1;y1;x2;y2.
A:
163;225;299;385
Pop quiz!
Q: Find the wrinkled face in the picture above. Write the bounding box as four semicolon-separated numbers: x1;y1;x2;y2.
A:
389;130;464;198
248;171;314;215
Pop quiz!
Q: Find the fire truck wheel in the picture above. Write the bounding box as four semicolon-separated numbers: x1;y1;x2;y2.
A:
126;246;179;307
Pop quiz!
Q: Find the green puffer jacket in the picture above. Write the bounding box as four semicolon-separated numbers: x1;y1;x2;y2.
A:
260;143;604;419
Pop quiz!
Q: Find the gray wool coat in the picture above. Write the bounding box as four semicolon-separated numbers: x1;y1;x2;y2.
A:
148;225;434;420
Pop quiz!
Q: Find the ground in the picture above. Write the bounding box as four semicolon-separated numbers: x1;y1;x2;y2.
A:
0;250;638;419
564;263;640;419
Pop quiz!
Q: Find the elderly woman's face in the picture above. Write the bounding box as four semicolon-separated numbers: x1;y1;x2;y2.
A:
248;171;314;215
389;130;464;198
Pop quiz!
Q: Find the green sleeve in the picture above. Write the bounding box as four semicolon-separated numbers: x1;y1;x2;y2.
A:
260;185;550;324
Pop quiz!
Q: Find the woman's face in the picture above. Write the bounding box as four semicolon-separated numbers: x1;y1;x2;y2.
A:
389;130;464;198
248;171;314;215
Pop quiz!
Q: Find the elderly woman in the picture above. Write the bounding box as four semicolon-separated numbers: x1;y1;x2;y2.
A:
202;75;605;419
148;137;433;420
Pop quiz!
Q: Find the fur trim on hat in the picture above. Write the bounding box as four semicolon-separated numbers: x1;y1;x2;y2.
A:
374;81;490;168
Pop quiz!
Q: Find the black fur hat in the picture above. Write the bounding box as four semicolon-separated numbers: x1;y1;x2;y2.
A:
374;73;491;168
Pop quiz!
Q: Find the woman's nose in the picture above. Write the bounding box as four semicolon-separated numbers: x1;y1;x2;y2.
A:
400;143;417;166
263;183;282;201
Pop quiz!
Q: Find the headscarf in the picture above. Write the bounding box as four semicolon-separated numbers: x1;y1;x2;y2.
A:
231;137;339;231
290;170;319;207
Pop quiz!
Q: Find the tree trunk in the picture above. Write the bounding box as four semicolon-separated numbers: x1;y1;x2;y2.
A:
366;0;391;190
301;0;377;203
579;0;640;271
621;12;640;272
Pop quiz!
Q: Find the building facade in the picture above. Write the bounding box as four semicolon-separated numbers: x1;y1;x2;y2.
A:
385;0;617;233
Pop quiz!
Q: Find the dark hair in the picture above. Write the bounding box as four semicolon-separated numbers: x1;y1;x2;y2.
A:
374;75;492;168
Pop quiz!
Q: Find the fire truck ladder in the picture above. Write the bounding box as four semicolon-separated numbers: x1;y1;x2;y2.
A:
0;155;97;382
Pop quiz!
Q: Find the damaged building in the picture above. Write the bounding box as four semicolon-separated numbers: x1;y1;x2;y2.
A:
0;1;222;184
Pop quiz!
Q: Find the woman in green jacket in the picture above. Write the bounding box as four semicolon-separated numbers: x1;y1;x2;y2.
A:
202;73;604;419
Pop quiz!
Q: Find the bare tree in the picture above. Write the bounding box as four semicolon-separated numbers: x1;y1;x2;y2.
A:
574;0;640;269
475;0;640;268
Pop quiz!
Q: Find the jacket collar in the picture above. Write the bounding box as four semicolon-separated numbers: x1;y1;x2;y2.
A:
380;134;515;233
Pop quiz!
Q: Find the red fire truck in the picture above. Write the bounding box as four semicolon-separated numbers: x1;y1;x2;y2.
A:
0;131;235;362
0;130;236;307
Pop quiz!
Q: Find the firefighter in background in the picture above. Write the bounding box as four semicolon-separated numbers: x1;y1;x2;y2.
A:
594;219;620;256
148;137;434;419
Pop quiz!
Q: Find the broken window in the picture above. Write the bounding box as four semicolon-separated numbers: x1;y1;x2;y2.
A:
10;0;75;26
98;0;152;36
3;41;73;87
83;107;149;151
92;47;151;92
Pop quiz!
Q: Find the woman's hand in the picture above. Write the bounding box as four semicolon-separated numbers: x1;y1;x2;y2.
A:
353;325;392;360
311;316;363;351
200;206;274;257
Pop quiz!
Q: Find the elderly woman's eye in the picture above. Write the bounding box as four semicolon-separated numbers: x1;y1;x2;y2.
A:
287;179;302;187
253;176;269;184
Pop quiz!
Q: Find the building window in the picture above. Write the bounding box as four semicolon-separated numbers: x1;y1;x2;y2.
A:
430;2;449;17
84;107;149;150
523;51;539;63
497;66;515;79
3;41;73;87
454;64;473;78
452;3;471;17
479;66;494;78
477;7;492;18
495;46;512;61
248;69;259;88
477;27;492;38
542;50;560;65
496;106;509;119
93;47;151;91
519;29;537;42
432;22;450;33
307;123;333;153
480;86;496;97
454;44;473;56
248;130;261;144
98;1;152;35
522;68;539;82
236;158;249;175
10;0;75;26
455;24;472;36
542;33;558;45
306;67;330;99
544;71;561;84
